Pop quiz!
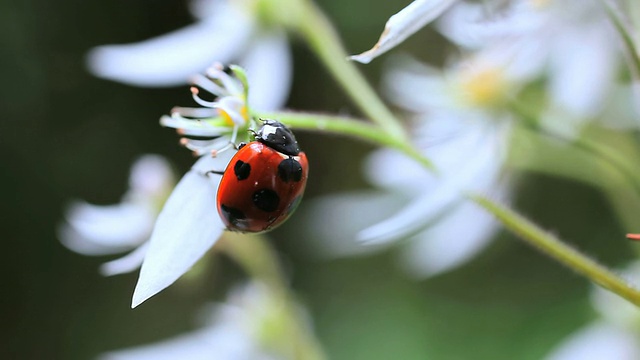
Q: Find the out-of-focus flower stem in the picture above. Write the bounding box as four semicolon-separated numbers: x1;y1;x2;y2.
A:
598;0;640;81
472;194;640;307
289;0;408;141
266;110;640;307
510;101;640;196
219;234;327;360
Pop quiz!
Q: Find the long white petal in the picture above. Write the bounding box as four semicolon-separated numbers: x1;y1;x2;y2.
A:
296;191;409;258
128;155;175;197
87;5;253;87
59;225;135;256
359;121;506;244
100;326;254;360
399;191;502;278
100;242;150;276
64;201;154;249
350;0;457;64
548;22;617;118
240;31;292;111
131;154;230;308
545;322;640;360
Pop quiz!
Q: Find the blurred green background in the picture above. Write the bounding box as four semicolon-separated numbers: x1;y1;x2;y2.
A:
1;0;634;359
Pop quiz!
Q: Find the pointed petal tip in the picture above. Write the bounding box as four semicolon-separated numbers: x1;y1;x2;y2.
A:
131;284;153;309
348;54;373;64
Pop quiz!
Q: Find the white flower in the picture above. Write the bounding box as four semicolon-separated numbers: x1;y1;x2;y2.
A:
133;65;261;308
301;53;515;278
60;155;176;276
87;0;291;111
66;63;289;307
350;0;458;64
544;261;640;360
101;282;305;360
438;0;621;119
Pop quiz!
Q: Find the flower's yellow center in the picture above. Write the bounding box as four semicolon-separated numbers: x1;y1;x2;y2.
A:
458;67;508;107
218;104;249;126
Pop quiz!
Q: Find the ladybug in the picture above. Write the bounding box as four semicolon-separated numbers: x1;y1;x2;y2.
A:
216;120;309;233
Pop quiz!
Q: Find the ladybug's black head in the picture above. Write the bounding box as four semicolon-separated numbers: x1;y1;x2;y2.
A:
255;119;300;156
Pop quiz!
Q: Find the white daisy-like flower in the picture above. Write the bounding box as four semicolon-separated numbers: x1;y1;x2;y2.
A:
438;0;621;119
87;0;291;111
60;155;176;276
132;65;266;308
65;64;287;307
544;261;640;360
301;52;517;278
101;281;307;360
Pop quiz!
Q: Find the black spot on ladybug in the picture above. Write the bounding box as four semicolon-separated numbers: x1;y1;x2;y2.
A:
253;189;280;212
277;158;303;183
234;160;251;181
220;204;246;227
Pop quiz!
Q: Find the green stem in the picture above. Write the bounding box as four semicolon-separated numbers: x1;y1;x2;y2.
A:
260;110;436;171
261;110;640;307
471;194;640;307
292;0;408;140
219;234;327;360
510;101;640;195
598;0;640;80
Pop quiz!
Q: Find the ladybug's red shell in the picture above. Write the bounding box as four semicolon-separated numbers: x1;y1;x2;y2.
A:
216;141;309;233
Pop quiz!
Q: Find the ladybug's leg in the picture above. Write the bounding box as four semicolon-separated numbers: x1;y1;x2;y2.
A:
205;170;225;177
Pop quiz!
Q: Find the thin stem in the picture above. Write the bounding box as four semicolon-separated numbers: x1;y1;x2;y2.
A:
219;234;327;360
598;0;640;80
471;193;640;307
292;0;408;140
261;110;640;307
510;101;640;195
260;110;436;171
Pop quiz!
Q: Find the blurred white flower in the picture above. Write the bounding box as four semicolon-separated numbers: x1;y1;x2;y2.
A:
302;53;517;278
350;0;457;64
102;282;304;360
87;0;291;111
60;155;176;276
438;0;620;119
544;261;640;360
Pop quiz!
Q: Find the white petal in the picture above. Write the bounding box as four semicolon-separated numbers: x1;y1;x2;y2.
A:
129;155;175;197
437;1;545;49
100;242;150;276
382;56;452;112
359;121;506;244
297;191;409;258
87;4;253;87
63;201;154;249
350;0;457;64
545;322;640;360
59;225;135;256
548;22;618;117
399;190;502;278
132;154;231;308
240;31;292;111
100;326;254;360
